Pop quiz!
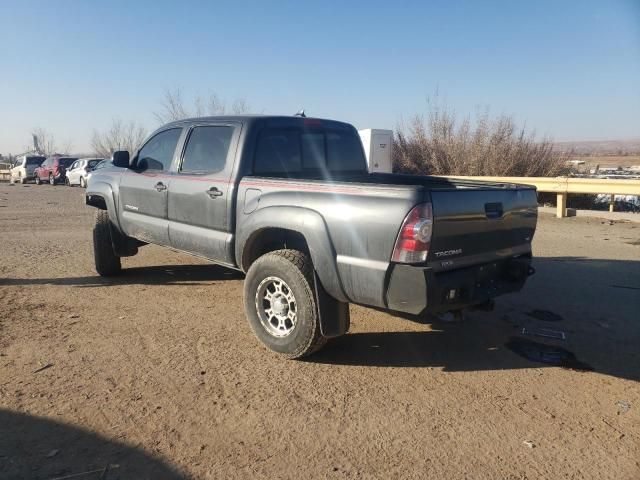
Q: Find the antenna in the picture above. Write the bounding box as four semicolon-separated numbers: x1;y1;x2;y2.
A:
295;108;306;118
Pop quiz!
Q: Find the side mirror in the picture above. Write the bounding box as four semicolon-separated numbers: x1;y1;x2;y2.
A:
112;150;130;168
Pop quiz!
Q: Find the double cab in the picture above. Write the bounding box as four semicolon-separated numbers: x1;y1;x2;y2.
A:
86;115;537;358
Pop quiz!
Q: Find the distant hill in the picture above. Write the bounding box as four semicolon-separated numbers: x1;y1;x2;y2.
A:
554;139;640;155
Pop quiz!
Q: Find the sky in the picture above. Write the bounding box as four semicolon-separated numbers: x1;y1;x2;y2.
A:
1;0;639;154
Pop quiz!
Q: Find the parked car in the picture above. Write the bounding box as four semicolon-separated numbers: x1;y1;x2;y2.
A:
84;159;112;185
65;158;104;187
34;155;78;185
86;115;537;358
10;154;46;184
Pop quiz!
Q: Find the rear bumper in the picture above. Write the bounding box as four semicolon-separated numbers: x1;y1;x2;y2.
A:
385;256;534;315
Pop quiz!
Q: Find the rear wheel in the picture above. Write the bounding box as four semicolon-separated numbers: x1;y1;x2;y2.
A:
34;175;41;185
244;249;326;358
93;210;122;276
49;174;55;185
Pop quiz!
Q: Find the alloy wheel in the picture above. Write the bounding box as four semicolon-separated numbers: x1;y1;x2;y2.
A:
255;276;298;337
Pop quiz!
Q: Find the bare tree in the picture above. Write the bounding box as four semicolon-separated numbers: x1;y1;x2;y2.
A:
231;98;250;114
59;139;74;155
31;127;57;156
91;119;148;158
154;87;252;123
154;88;189;123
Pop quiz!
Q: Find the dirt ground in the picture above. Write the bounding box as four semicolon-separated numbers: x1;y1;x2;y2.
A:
1;182;639;480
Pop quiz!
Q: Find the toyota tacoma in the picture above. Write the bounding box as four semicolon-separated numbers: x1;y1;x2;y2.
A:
86;115;537;358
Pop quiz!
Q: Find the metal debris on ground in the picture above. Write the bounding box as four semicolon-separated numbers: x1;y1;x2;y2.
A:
617;400;631;414
521;327;566;341
32;363;53;374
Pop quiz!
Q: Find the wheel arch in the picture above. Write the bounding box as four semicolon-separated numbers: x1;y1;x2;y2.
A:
237;207;348;303
85;181;122;232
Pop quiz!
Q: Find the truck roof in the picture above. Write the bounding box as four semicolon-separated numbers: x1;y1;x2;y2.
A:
163;115;354;129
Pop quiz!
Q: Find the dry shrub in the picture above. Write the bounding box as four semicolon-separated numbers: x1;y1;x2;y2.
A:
91;119;147;158
393;103;569;177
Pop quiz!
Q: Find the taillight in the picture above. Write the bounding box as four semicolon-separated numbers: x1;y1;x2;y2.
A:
391;203;433;263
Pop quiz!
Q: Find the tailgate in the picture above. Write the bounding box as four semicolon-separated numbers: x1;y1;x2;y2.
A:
428;187;537;271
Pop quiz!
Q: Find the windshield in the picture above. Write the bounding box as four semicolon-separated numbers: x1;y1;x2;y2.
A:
59;158;78;168
26;156;45;166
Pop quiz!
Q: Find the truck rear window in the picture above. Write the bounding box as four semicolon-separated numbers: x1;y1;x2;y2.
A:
254;127;366;176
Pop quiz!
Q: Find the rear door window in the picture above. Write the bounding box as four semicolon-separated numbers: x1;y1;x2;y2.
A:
180;126;234;174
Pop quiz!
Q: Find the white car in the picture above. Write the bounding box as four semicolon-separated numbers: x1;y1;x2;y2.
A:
10;154;46;184
65;158;104;187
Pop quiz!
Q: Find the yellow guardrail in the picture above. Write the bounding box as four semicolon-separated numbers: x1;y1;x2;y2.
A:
443;176;640;218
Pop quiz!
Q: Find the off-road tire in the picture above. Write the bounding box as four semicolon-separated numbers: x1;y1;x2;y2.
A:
244;249;326;359
93;210;122;276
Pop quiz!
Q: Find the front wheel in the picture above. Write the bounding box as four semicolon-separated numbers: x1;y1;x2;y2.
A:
79;176;86;188
65;177;70;187
49;174;55;185
93;210;122;276
35;175;41;185
244;249;326;359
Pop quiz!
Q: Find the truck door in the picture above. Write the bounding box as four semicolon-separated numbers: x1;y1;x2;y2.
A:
167;123;239;265
118;128;183;246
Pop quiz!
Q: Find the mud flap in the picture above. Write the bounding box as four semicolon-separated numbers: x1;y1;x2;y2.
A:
314;272;350;338
109;223;139;258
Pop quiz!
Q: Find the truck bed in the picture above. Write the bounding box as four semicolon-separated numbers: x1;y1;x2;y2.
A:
236;172;537;310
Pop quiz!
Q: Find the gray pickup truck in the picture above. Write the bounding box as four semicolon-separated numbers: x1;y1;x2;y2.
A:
86;115;537;358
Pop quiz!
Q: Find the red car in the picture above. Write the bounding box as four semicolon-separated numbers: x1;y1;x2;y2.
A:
34;155;78;185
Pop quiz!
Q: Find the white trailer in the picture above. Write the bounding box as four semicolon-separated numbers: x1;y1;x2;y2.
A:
358;129;393;173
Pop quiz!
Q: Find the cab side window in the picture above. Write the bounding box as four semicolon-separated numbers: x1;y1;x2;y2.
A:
180;126;234;174
136;128;182;171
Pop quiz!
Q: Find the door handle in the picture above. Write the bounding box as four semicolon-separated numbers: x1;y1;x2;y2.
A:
155;182;167;192
207;186;223;198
